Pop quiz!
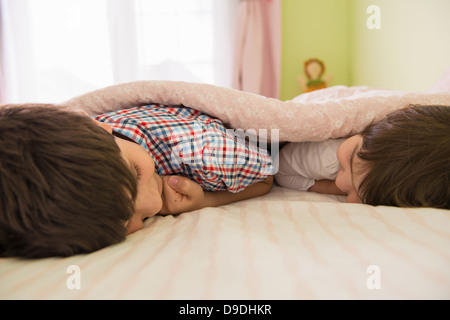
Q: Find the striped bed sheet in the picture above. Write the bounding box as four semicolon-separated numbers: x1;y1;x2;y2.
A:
0;186;449;299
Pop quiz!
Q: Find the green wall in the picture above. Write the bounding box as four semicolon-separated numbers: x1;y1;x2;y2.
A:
350;0;450;91
280;0;450;97
280;0;352;100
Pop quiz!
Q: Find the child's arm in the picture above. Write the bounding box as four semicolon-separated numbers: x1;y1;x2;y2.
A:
203;176;273;208
308;179;347;196
159;176;273;215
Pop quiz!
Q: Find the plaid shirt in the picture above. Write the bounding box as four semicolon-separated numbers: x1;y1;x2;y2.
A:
94;105;273;193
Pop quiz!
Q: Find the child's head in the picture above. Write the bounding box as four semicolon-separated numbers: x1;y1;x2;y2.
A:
0;104;137;258
336;105;449;209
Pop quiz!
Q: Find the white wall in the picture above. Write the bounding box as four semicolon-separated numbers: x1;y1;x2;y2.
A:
351;0;450;91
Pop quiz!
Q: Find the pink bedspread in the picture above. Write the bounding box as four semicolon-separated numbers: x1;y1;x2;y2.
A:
63;81;450;142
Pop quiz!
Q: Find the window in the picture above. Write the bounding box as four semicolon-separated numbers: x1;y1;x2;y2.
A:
2;0;237;103
27;0;113;101
135;0;214;83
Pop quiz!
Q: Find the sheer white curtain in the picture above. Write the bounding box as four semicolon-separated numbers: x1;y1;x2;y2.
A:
0;0;238;104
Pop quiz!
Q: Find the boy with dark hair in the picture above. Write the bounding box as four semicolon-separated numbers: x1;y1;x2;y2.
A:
0;105;137;258
353;105;449;208
276;105;450;209
0;103;273;258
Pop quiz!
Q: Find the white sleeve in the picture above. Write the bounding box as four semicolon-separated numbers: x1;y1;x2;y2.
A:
274;139;344;190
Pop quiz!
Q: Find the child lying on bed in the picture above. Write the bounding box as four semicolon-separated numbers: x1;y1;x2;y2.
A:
275;104;450;209
0;104;273;258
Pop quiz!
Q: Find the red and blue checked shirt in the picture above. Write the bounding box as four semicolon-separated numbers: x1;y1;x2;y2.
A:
94;105;273;193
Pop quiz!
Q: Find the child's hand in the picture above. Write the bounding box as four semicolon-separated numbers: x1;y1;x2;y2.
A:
159;176;205;215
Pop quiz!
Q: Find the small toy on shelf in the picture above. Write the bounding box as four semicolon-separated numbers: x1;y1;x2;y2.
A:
298;58;332;93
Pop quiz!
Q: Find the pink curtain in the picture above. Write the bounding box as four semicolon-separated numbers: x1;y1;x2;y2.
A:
232;0;281;99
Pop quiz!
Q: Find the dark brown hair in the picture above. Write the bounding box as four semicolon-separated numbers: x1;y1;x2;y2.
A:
0;105;137;258
357;105;450;209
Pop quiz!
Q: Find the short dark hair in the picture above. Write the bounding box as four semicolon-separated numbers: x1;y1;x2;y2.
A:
0;105;137;258
357;105;450;209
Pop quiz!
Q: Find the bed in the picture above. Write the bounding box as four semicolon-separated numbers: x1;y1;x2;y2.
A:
1;187;449;300
1;71;449;300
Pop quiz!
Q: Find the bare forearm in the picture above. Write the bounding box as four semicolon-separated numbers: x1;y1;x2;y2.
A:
308;179;346;196
203;176;273;208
